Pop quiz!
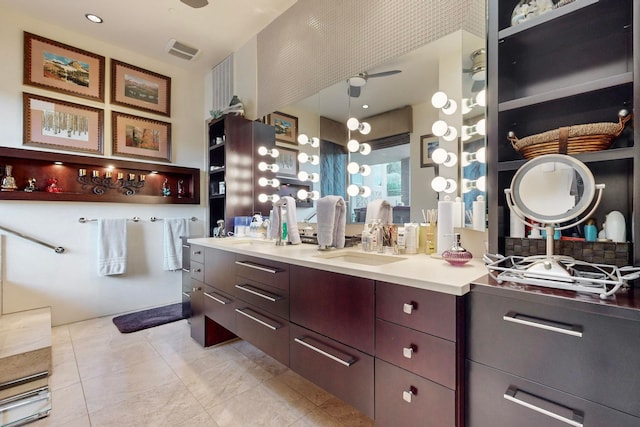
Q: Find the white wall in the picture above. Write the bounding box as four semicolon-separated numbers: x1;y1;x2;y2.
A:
0;8;208;325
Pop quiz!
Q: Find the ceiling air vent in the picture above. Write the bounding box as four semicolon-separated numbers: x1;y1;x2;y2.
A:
165;39;200;61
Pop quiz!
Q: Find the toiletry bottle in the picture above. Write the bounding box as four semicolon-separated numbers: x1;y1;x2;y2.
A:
281;209;288;241
442;233;473;266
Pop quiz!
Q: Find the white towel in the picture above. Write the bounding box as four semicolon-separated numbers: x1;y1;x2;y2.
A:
269;196;301;244
97;218;127;276
164;218;189;271
364;199;393;225
317;195;346;248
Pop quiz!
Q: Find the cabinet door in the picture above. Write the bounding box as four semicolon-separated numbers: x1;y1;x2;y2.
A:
204;247;236;294
290;265;374;354
467;290;640;417
467;360;640;427
233;277;289;319
290;324;374;420
203;286;236;334
375;358;455;427
234;255;289;291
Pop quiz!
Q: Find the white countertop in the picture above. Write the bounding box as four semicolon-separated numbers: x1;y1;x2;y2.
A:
188;237;488;296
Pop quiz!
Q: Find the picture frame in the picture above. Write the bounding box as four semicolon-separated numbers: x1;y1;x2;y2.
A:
23;92;104;154
111;59;171;117
111;111;171;162
268;111;298;144
277;178;313;208
23;32;105;102
420;134;439;167
274;146;298;178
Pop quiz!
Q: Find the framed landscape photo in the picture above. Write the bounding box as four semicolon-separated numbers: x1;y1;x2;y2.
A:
111;111;171;162
23;32;105;102
420;134;439;167
274;146;298;178
23;92;104;154
268;111;298;144
111;59;171;117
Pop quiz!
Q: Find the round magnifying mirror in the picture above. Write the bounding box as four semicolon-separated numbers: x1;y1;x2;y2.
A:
510;154;596;225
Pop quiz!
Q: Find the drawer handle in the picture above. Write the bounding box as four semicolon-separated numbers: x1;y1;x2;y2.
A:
192;267;202;273
0;386;50;413
294;336;356;367
235;284;283;302
181;292;191;298
403;302;416;315
235;308;282;330
235;260;280;274
402;386;417;403
503;311;583;337
181;268;190;273
192;287;202;292
192;250;202;255
205;292;231;305
503;386;584;427
402;345;415;359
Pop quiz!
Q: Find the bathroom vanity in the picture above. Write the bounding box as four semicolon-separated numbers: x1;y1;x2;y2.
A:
187;237;487;425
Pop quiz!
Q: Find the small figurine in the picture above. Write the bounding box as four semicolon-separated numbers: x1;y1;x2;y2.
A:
162;178;171;197
46;177;62;193
24;178;38;192
177;179;185;198
1;164;17;192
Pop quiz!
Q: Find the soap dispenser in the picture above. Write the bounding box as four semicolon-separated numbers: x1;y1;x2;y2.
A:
442;233;473;266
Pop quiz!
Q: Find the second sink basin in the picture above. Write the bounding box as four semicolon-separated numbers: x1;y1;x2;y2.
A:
313;250;407;266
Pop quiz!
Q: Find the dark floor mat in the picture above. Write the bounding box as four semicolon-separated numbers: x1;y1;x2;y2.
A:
112;303;186;333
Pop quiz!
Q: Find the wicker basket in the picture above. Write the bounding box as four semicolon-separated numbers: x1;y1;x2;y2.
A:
508;111;632;159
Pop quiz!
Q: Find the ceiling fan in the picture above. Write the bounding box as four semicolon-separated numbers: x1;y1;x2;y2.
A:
463;48;486;92
347;69;402;98
180;0;209;8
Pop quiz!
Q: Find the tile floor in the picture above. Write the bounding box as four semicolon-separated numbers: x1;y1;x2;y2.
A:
32;316;374;426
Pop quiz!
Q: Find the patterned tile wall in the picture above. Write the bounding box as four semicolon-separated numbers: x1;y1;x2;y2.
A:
256;0;485;117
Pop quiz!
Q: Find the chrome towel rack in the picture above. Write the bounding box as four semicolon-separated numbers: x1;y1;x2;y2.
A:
78;217;142;223
150;216;198;222
0;224;64;254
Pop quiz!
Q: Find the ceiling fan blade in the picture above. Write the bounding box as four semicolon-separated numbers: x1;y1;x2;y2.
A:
367;69;402;78
348;85;361;98
471;80;485;93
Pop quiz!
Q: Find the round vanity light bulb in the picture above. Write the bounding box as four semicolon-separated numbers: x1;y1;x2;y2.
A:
360;121;371;135
309;155;319;165
297;189;309;200
258;161;268;171
442;152;457;167
298;152;309;163
270;148;279;158
461;98;473;115
298;171;309;181
432;120;449;137
361;186;371;197
476;147;486;164
476;89;486;107
431;148;449;165
258;177;269;186
431;91;448;109
359;143;372;155
347;184;360;197
297;134;308;144
347;117;360;131
431;176;447;192
476;176;486;192
347;139;360;152
476;118;486;136
347;162;360;174
462;152;473;167
258;146;268;156
308;173;319;182
258;193;268;203
444;179;457;193
360;164;371;176
442;126;458;142
441;99;457;115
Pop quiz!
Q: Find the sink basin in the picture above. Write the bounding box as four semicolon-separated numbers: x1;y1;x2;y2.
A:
313;251;407;266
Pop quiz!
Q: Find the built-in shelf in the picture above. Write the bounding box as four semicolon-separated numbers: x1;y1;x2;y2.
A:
497;147;635;172
0;147;200;204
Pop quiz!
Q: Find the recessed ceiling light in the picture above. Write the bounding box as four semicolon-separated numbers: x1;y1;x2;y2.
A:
85;13;103;24
362;104;369;109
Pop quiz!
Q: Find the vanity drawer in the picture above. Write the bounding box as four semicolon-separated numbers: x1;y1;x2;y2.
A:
376;281;457;341
290;265;374;355
234;255;289;291
235;303;289;366
375;358;454;427
189;245;204;264
467;290;640;417
467;360;640;427
233;277;288;319
203;285;236;333
204;248;236;294
375;319;456;390
290;324;374;419
190;261;204;283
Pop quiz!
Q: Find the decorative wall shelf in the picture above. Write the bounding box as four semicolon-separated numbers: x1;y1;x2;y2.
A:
0;147;200;204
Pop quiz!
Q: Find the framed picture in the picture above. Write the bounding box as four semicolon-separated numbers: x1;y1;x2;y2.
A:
23;32;105;102
277;178;313;208
111;111;171;162
275;147;298;178
268;111;298;144
111;59;171;117
23;92;104;154
420;134;439;167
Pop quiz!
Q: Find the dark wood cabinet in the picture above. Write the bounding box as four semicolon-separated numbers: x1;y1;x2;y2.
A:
189;277;206;347
180;237;191;321
203;247;236;295
290;265;375;355
0;147;200;204
487;0;639;262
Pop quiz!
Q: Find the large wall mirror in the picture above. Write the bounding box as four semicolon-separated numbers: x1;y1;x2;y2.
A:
268;29;486;228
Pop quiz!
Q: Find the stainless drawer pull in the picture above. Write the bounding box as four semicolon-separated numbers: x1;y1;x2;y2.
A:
402;386;417;403
235;284;283;302
503;311;583;337
403;302;415;314
504;386;584;427
294;336;356;367
0;386;50;413
205;292;230;305
235;260;280;274
403;345;415;359
181;268;190;273
192;267;202;273
235;308;282;330
192;250;202;255
181;292;191;298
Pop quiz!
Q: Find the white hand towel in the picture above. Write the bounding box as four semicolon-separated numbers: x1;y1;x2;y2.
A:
317;196;346;248
97;218;127;276
364;199;393;225
164;218;189;271
269;196;301;244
